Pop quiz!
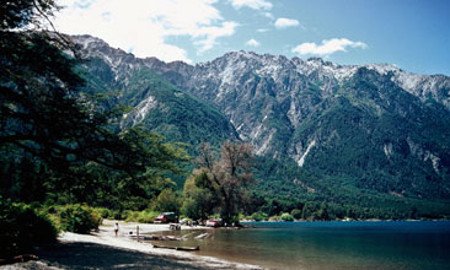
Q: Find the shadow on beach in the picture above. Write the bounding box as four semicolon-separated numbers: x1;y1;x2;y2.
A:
33;242;209;270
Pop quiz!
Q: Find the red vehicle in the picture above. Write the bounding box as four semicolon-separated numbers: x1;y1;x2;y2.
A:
205;220;221;227
154;212;178;223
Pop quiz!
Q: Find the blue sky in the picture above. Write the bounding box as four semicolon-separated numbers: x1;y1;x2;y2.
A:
54;0;449;75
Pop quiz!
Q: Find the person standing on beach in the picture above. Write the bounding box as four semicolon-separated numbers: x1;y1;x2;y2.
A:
114;222;119;237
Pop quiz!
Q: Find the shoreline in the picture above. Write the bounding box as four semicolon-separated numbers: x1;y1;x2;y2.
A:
0;219;262;270
242;218;450;222
2;220;449;270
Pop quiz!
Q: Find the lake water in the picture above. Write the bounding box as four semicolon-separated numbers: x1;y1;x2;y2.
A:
155;221;450;270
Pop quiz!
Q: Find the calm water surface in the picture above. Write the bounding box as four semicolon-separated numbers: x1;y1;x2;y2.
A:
154;221;450;270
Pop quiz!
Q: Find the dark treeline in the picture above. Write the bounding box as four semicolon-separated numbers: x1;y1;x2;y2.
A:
251;156;450;221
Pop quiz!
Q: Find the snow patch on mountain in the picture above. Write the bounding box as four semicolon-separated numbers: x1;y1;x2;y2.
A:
365;63;400;75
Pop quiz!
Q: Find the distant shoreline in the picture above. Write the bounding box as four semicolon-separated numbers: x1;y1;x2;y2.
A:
241;218;450;223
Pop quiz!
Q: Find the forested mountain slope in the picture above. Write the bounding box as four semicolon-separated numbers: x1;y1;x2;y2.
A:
72;35;450;217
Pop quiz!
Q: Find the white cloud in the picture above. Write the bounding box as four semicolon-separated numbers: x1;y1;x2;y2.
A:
245;38;260;47
263;12;274;19
274;18;300;29
194;21;239;52
256;28;269;33
229;0;272;10
292;38;368;56
72;0;96;9
53;0;238;63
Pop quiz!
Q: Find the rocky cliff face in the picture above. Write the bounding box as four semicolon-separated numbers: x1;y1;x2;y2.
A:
71;35;450;200
73;35;237;146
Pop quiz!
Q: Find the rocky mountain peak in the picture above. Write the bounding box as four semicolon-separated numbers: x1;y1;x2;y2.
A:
71;34;450;202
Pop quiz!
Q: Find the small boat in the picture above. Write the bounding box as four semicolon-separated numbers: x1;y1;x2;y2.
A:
153;244;200;251
194;232;210;239
130;235;182;241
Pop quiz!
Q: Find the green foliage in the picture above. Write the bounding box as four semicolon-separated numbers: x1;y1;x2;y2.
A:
93;207;114;219
181;169;217;221
0;0;56;30
290;209;302;220
251;211;268;221
84;62;236;156
48;204;102;234
153;188;181;213
0;2;189;213
252;155;450;221
123;209;160;223
280;213;294;222
188;142;254;225
0;199;57;258
268;215;281;221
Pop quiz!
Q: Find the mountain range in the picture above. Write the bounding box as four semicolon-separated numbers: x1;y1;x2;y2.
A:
71;34;450;217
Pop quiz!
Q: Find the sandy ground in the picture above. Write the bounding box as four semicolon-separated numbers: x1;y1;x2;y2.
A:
1;220;262;270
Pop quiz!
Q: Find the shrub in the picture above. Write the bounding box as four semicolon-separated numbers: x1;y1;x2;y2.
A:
268;215;280;221
137;210;159;223
251;211;268;221
209;213;221;220
55;204;102;234
124;210;159;223
122;210;137;221
281;213;294;222
291;209;302;220
112;210;123;220
93;207;113;219
153;189;181;213
0;200;57;258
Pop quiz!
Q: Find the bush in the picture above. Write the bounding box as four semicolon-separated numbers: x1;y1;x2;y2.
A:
268;215;280;221
209;213;221;220
291;209;302;220
153;189;181;213
113;210;123;220
0;200;57;258
124;209;159;223
281;213;294;222
54;204;102;234
93;207;113;219
251;211;268;221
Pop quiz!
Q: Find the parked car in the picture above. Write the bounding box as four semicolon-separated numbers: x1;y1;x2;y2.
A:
205;220;221;227
154;212;178;223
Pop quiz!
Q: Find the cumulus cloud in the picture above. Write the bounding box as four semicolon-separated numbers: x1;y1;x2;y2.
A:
245;38;260;47
263;12;274;19
194;21;239;52
229;0;272;10
292;38;368;56
274;18;300;29
53;0;238;63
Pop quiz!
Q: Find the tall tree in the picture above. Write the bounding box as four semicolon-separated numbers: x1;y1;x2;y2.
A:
197;141;253;225
182;169;217;222
0;0;187;205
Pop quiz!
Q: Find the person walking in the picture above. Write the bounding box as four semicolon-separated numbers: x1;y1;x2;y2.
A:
114;222;119;237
